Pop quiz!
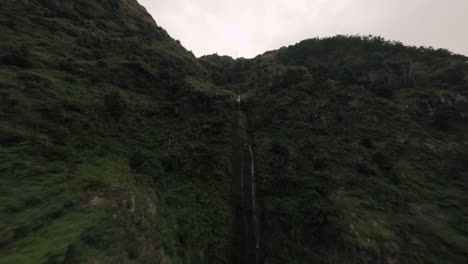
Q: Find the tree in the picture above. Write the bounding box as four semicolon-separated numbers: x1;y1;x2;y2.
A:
1;44;31;67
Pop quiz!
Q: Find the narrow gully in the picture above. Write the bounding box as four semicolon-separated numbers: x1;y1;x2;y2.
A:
233;95;260;264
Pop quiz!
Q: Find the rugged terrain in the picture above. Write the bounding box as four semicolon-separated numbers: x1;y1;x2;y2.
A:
1;0;467;263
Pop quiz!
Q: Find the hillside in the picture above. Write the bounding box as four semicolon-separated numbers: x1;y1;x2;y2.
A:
1;0;468;263
203;36;468;263
1;0;234;263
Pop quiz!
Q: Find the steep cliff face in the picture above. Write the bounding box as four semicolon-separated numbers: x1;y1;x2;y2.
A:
1;1;468;264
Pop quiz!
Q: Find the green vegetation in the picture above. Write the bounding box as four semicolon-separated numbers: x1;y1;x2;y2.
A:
1;0;233;263
1;0;467;263
201;35;468;263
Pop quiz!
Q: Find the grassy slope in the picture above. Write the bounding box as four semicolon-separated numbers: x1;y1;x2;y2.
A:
0;0;235;263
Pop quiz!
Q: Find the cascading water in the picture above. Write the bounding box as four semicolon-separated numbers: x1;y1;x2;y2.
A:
233;95;260;264
249;145;259;250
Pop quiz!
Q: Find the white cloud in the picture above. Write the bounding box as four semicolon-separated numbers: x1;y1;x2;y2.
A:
138;0;468;58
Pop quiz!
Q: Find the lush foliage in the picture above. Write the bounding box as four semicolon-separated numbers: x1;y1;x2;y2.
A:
1;0;233;263
202;35;468;263
1;1;468;263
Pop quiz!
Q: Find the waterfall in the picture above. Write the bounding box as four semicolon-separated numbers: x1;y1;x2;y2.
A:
249;145;259;250
238;96;244;203
233;95;260;263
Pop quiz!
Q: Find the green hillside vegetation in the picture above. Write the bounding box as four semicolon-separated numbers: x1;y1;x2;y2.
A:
202;36;468;263
1;0;234;263
1;0;468;263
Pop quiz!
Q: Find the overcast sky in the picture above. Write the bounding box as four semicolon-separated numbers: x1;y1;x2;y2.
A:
138;0;468;58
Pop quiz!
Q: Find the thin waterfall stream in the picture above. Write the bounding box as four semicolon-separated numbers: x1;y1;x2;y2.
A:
249;144;260;250
233;95;260;264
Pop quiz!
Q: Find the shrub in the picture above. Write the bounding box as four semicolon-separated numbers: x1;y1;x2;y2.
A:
128;150;147;172
372;151;393;171
334;66;355;85
370;83;393;98
360;136;373;148
353;161;375;175
432;106;456;131
17;72;52;90
103;91;126;119
1;44;31;67
58;57;81;74
430;66;466;86
281;66;309;86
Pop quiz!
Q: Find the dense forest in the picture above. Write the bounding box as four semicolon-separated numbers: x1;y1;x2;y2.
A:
1;0;467;263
